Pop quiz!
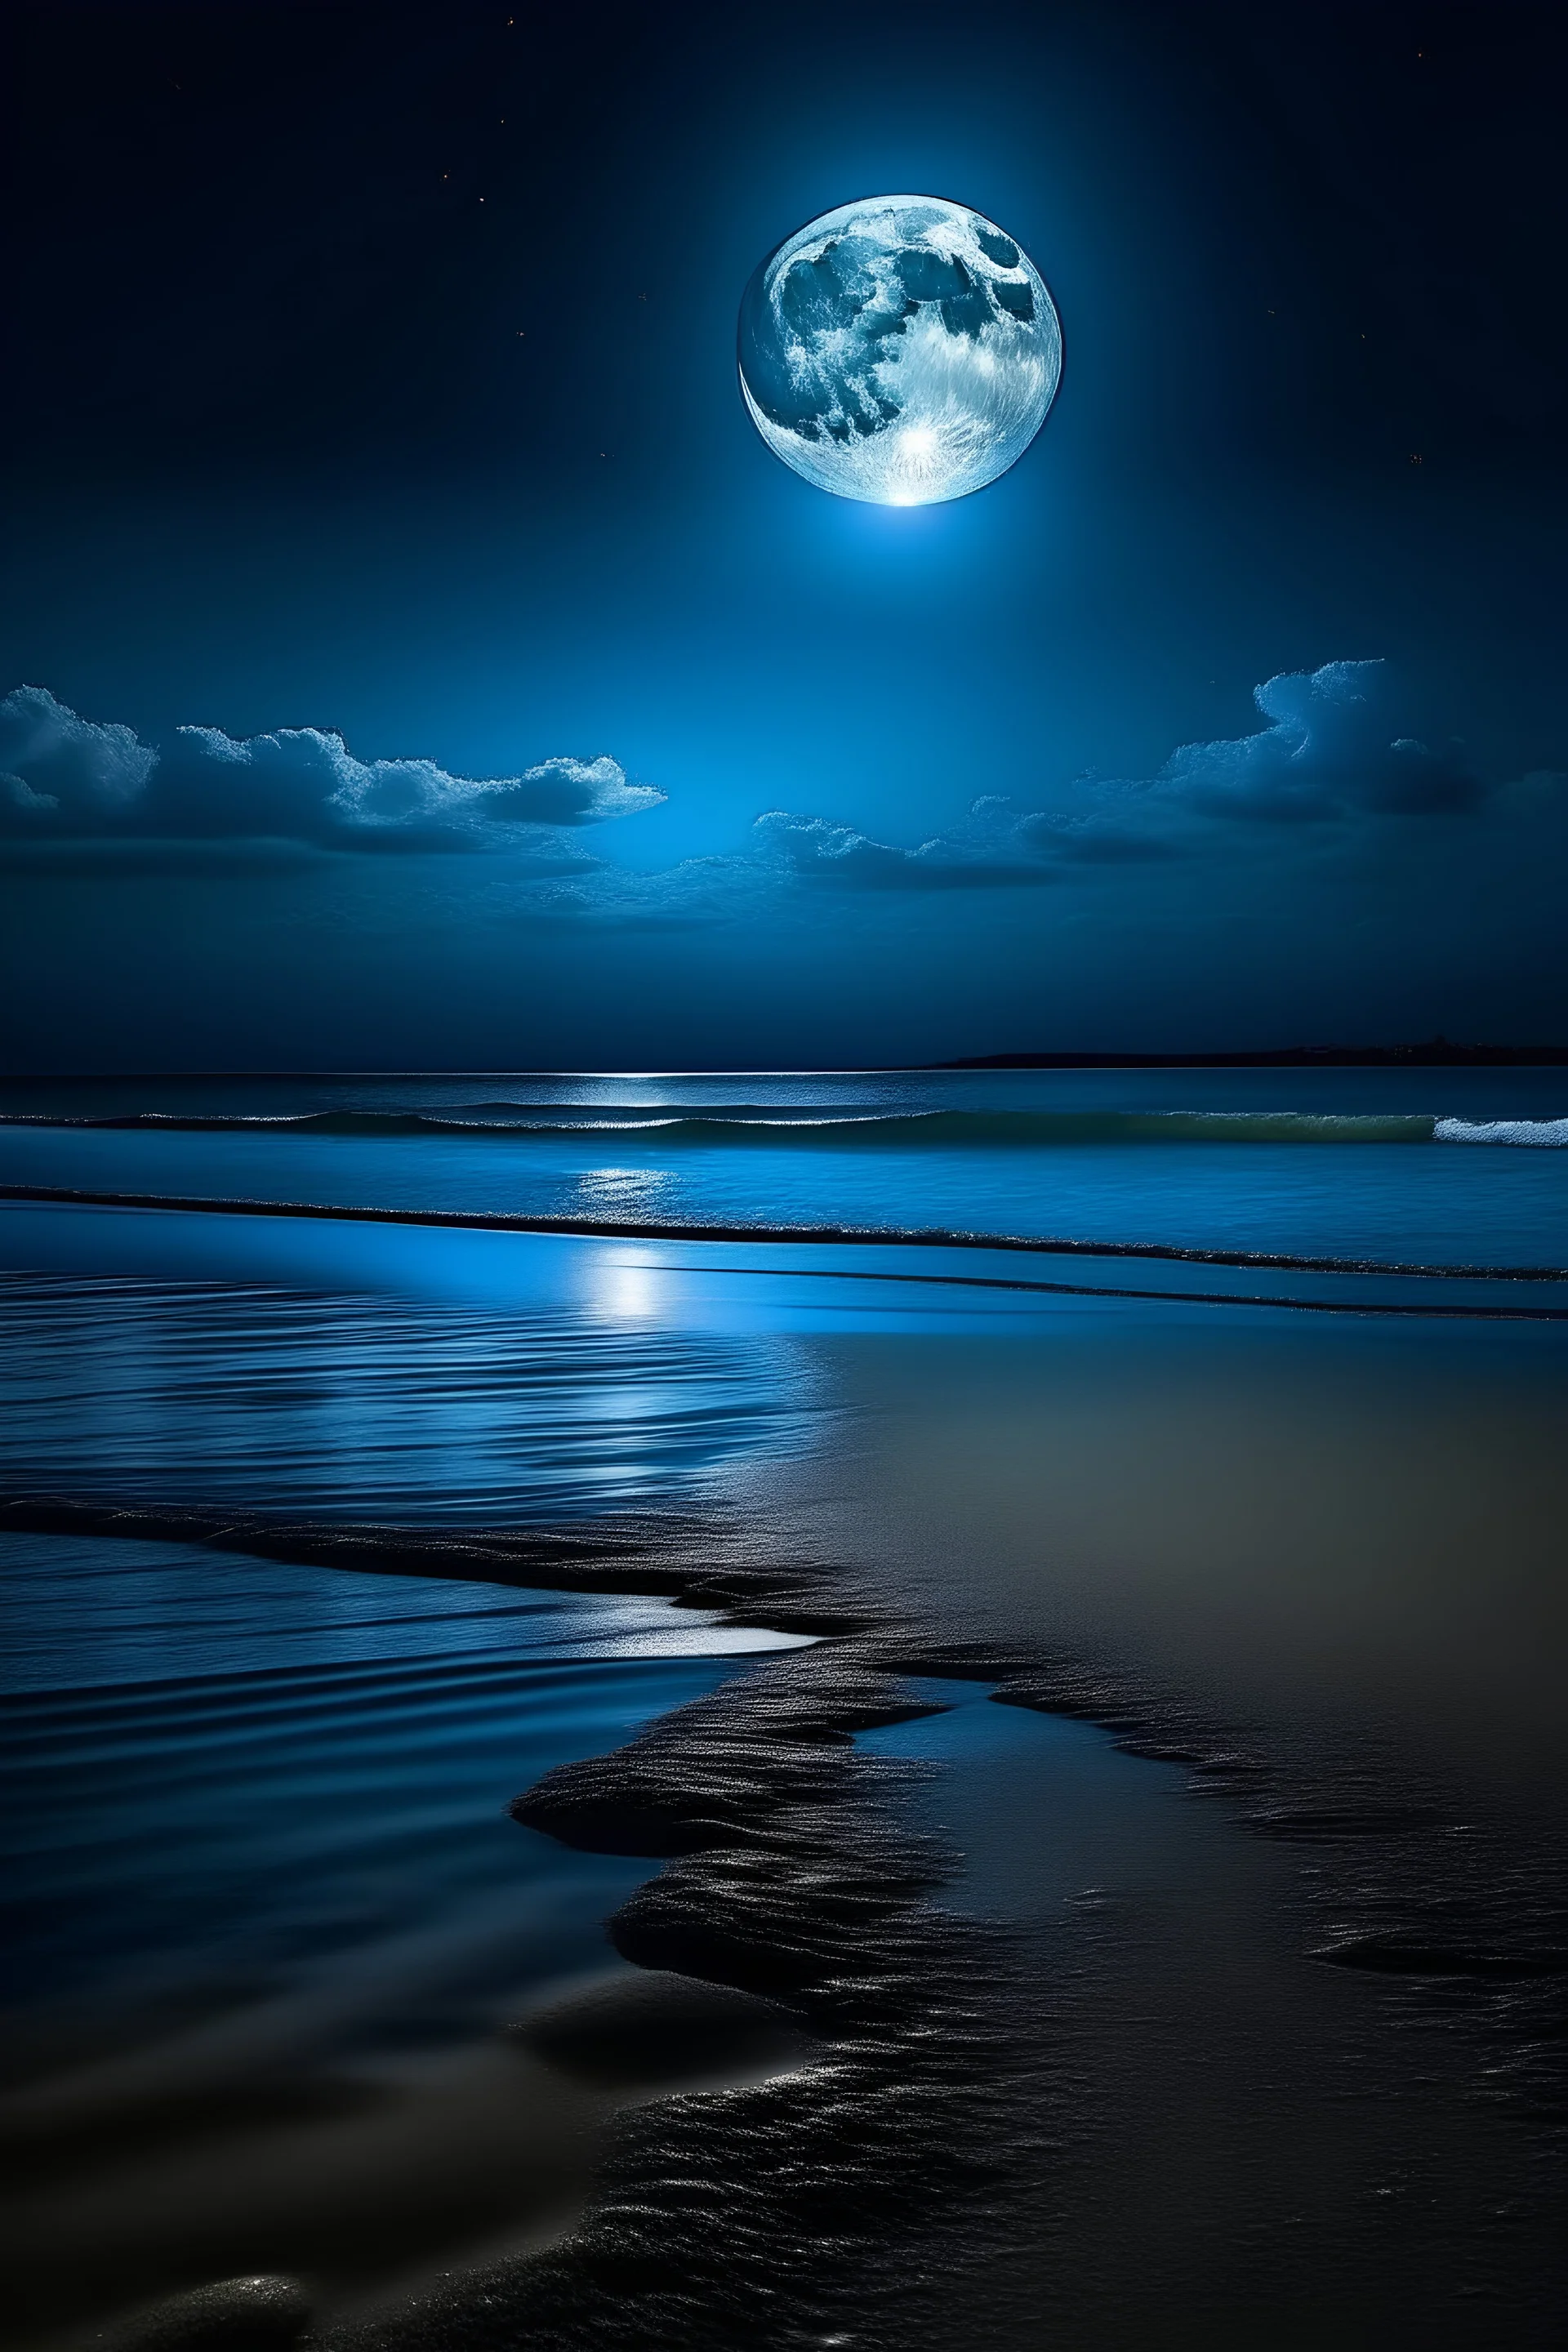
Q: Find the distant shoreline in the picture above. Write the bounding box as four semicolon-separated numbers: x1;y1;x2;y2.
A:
934;1044;1568;1070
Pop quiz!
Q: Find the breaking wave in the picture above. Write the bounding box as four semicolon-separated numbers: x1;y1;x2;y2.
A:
1434;1116;1568;1147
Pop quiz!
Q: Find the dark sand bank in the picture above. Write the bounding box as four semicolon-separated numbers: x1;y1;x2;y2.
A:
2;2033;608;2347
3;1962;825;2352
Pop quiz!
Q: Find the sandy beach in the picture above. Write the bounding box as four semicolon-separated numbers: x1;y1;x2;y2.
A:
2;1119;1566;2344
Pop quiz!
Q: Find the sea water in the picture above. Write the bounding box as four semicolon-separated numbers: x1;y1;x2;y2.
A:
0;1200;817;2341
2;1063;1566;1267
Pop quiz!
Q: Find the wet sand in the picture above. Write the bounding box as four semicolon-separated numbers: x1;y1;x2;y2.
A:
755;1306;1568;2343
784;1307;1568;1784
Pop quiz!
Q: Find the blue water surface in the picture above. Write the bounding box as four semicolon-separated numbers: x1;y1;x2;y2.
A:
0;1219;813;2085
2;1067;1566;1268
1;1531;794;2029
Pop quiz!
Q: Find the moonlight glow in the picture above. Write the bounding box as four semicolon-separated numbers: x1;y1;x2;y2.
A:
737;194;1062;506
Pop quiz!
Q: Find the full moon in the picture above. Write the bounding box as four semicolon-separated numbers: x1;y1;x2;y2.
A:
737;194;1062;507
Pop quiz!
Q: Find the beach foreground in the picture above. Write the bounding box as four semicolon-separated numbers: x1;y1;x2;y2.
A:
2;1071;1566;2347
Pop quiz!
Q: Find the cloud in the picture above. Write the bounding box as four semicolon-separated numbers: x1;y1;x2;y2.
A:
711;659;1488;900
522;800;1177;927
751;809;1062;889
0;685;158;817
0;660;1529;911
1006;809;1183;863
500;655;1537;928
1143;660;1481;822
0;687;662;860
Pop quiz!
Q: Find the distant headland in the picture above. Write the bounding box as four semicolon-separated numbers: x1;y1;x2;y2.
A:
935;1040;1568;1069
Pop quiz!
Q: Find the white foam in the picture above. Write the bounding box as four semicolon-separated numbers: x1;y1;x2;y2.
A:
1434;1116;1568;1147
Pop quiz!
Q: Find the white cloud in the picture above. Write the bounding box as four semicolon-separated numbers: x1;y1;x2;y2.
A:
0;688;663;859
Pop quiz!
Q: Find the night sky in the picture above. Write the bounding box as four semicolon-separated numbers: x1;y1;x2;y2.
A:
2;0;1565;1070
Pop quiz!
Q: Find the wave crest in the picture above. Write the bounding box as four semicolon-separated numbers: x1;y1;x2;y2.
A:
1433;1117;1568;1147
2;1106;1564;1146
0;1106;1442;1144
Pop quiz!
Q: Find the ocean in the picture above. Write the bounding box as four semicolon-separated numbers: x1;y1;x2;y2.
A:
3;1063;1568;1270
2;1067;1566;2348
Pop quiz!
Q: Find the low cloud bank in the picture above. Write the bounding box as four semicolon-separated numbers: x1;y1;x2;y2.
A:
564;658;1532;915
0;687;662;858
4;662;1556;910
735;660;1492;897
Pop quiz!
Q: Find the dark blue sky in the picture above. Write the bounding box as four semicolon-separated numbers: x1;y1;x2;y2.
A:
2;1;1565;1069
